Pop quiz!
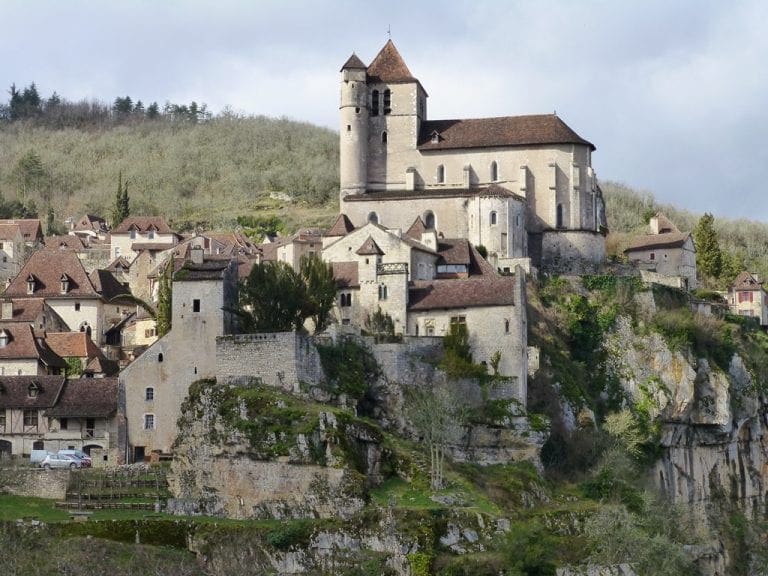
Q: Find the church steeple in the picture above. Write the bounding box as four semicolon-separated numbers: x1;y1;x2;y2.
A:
366;40;418;84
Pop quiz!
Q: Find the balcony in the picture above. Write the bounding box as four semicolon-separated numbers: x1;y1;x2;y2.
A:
377;262;408;276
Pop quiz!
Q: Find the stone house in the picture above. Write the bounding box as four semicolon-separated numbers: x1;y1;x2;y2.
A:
322;221;528;392
729;272;768;325
69;213;110;243
0;223;26;287
0;219;43;249
0;322;66;376
259;228;323;269
110;216;178;262
0;375;119;462
338;41;606;273
0;297;70;333
119;251;238;462
45;331;117;377
624;213;697;290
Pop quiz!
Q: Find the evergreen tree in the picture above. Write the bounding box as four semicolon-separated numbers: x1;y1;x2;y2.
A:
111;172;130;227
146;102;160;119
693;212;723;280
155;260;172;337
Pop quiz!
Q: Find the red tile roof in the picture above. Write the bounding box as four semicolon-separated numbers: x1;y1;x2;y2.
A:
112;216;174;235
366;40;417;84
45;332;102;359
44;235;86;250
437;239;471;266
89;269;131;301
0;322;66;368
72;214;109;233
0;375;65;409
732;271;764;291
4;250;99;299
0;298;45;322
417;115;595;151
356;236;384;256
0;219;43;242
0;224;22;241
405;216;427;240
326;214;356;237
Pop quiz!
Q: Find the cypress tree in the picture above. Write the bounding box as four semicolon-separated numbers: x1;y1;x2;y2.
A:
693;212;723;280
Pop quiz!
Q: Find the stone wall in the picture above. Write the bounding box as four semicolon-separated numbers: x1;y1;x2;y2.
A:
0;467;69;499
215;332;325;392
538;230;606;274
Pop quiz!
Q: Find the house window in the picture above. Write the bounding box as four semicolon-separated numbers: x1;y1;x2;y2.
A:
75;302;81;311
26;276;35;294
23;409;38;428
193;299;201;312
144;328;156;338
143;414;155;430
0;411;5;431
0;242;3;249
371;89;379;116
28;383;40;398
340;293;352;307
85;418;95;438
381;131;387;144
0;330;8;348
130;229;136;240
60;417;68;430
504;319;510;334
650;253;655;261
114;247;120;258
148;230;155;240
424;211;436;230
158;353;164;363
556;204;564;229
367;212;379;225
383;89;391;114
739;291;753;303
450;315;467;326
490;211;498;226
436;165;445;184
60;275;69;294
145;387;154;401
378;284;388;300
490;161;498;182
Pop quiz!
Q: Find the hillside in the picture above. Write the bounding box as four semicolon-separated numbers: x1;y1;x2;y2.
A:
603;180;768;283
0;116;340;232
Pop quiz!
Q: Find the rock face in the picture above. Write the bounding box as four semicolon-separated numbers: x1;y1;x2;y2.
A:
168;381;383;519
604;316;768;516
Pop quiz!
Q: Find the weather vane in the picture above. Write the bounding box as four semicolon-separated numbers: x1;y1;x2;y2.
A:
387;25;391;39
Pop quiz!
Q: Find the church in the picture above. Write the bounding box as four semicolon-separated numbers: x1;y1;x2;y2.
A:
338;40;607;273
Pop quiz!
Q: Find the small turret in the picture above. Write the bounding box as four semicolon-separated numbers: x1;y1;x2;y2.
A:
339;53;369;202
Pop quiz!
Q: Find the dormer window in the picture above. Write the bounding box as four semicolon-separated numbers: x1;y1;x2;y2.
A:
60;274;70;294
148;230;155;240
431;131;440;144
130;228;136;240
0;329;8;348
26;274;35;295
28;382;40;398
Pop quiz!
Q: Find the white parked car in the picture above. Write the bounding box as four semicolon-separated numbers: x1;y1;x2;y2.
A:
40;453;82;470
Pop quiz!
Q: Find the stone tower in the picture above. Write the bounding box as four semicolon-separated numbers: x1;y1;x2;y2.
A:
339;53;369;202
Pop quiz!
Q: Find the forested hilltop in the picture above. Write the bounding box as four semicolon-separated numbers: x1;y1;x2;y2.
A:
0;83;339;232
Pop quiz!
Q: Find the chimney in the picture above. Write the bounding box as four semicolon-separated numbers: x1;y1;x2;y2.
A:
1;300;12;320
190;245;204;265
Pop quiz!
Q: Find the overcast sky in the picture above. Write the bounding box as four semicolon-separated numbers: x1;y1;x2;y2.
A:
1;0;766;222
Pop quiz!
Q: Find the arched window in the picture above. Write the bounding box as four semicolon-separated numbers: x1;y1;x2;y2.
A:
371;90;379;116
383;89;391;114
556;204;564;229
381;131;387;144
436;165;445;184
490;161;498;182
490;211;498;226
378;284;388;300
424;211;436;229
367;212;379;225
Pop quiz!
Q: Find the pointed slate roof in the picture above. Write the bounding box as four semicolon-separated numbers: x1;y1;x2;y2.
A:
340;53;366;71
367;40;417;84
326;214;356;237
356;236;384;256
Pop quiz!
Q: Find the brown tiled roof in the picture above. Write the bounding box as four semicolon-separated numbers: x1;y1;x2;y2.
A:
341;53;366;70
732;271;764;291
366;40;417;84
417;115;595;151
89;269;131;301
437;239;471;266
4;251;99;299
44;235;86;250
356;236;384;256
0;219;43;242
206;231;259;255
343;185;524;203
45;332;102;359
624;232;691;252
0;224;22;241
0;375;65;409
0;298;45;322
332;262;359;289
258;242;278;262
112;216;174;234
105;256;132;272
409;276;517;311
45;377;118;417
0;322;66;367
405;216;427;239
326;214;356;237
72;214;109;233
652;212;680;234
83;356;119;376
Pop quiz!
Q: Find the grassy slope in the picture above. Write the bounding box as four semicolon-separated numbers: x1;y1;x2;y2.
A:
0;117;339;232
